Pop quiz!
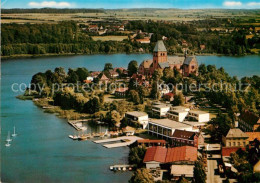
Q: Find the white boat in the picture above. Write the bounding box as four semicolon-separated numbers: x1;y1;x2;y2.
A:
69;135;78;140
5;140;11;147
6;131;12;142
12;126;17;137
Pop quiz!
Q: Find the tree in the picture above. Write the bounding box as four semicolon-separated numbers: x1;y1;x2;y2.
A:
75;67;89;82
83;97;100;114
67;69;79;83
172;93;184;106
129;90;141;104
128;60;138;76
163;67;174;81
150;81;160;100
105;110;121;127
129;168;154;183
129;146;147;168
194;157;206;183
104;63;113;71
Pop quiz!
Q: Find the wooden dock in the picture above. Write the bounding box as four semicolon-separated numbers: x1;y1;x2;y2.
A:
110;164;133;171
68;121;87;131
94;136;143;148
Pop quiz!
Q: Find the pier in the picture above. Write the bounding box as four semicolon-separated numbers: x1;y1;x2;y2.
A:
110;165;133;171
68;120;87;131
94;136;143;148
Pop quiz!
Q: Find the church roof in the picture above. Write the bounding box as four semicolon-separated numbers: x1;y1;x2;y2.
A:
153;40;167;52
159;62;169;69
184;57;197;65
140;60;153;69
168;56;185;65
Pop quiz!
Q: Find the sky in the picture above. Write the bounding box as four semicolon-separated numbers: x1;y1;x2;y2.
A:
2;0;260;9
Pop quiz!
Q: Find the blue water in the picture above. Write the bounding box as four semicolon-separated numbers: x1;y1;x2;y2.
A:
1;54;260;183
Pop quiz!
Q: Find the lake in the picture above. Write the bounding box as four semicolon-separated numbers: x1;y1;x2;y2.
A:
1;54;259;183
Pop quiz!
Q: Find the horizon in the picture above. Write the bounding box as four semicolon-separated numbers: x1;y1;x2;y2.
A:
2;0;260;10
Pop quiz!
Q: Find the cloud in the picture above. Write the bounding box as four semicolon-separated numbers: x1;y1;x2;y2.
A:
247;2;260;7
28;1;71;8
223;1;242;7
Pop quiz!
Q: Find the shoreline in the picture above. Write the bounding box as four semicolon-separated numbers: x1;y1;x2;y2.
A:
2;52;258;60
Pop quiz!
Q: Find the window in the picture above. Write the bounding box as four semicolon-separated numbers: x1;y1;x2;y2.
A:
192;66;195;69
229;142;231;147
233;142;236;146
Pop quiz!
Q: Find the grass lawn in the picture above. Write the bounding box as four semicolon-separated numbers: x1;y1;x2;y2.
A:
92;36;128;42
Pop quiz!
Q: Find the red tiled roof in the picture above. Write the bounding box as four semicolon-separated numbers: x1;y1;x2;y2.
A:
222;147;246;157
137;139;166;144
144;146;197;163
172;130;196;140
115;87;128;93
245;132;260;141
143;146;167;163
165;146;197;162
164;93;174;97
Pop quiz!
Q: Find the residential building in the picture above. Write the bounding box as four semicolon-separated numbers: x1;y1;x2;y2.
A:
98;73;109;84
143;146;197;171
138;60;153;75
171;129;204;147
109;70;119;78
125;111;149;129
163;93;174;101
136;37;150;44
152;104;171;118
222;128;249;147
171;165;194;180
148;119;196;139
187;110;210;123
138;40;198;76
167;109;189;122
90;71;101;78
238;110;260;132
137;139;166;147
114;87;128;98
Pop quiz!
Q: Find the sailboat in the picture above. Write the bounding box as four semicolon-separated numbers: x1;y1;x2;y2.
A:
6;131;12;142
5;140;11;147
12;126;17;137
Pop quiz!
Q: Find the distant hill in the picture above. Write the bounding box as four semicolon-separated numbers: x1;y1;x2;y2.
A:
2;8;105;14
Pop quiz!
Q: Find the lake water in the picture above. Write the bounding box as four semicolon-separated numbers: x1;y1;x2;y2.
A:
1;54;259;183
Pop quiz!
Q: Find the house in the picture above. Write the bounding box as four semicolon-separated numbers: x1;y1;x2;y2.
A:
200;44;206;50
222;128;249;147
138;40;198;76
143;146;167;169
109;70;119;78
114;87;128;98
171;165;194;180
152;103;171;118
187;110;210;123
119;25;125;31
90;71;101;78
148;119;196;139
125;111;149;129
88;25;99;32
163;93;174;101
123;126;135;136
254;160;260;173
86;76;94;81
238;110;260;132
171;129;204;147
137;139;166;147
98;73;109;83
167;108;189;122
143;146;197;171
245;132;260;142
136;37;150;44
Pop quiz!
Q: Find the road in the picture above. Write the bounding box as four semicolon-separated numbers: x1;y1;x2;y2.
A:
206;156;224;183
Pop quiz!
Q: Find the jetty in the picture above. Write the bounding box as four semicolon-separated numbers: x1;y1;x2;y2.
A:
94;136;143;148
110;165;133;171
68;121;87;131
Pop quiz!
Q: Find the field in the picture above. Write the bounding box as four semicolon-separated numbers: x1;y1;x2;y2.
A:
92;36;128;41
1;9;260;24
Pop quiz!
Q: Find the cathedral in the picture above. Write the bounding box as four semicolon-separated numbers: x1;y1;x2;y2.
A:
138;40;198;77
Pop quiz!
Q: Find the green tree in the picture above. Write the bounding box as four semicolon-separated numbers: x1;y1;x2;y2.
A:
129;146;147;168
129;168;154;183
83;97;101;114
75;67;89;82
172;93;184;106
104;63;113;71
128;60;138;76
129;90;141;104
194;157;206;183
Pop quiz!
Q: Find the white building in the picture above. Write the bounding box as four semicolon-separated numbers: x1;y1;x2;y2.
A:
125;111;149;129
167;109;189;122
148;118;196;139
171;106;190;112
86;76;94;81
188;110;210;123
152;104;171;118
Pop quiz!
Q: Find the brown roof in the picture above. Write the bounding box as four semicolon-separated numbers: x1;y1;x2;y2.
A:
144;146;197;163
115;87;128;93
172;129;196;140
222;147;245;157
140;60;153;69
99;73;109;81
137;139;166;144
225;128;248;138
143;146;167;163
240;110;260;126
165;146;197;163
245;132;260;141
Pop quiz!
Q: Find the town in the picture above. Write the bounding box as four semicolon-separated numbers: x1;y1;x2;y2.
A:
19;40;260;183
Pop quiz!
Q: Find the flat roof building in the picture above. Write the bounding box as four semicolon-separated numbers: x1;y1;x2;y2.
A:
125;111;149;129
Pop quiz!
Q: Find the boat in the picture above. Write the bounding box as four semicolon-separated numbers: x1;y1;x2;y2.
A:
12;126;17;137
5;140;11;147
69;135;78;140
78;134;88;141
6;131;12;142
